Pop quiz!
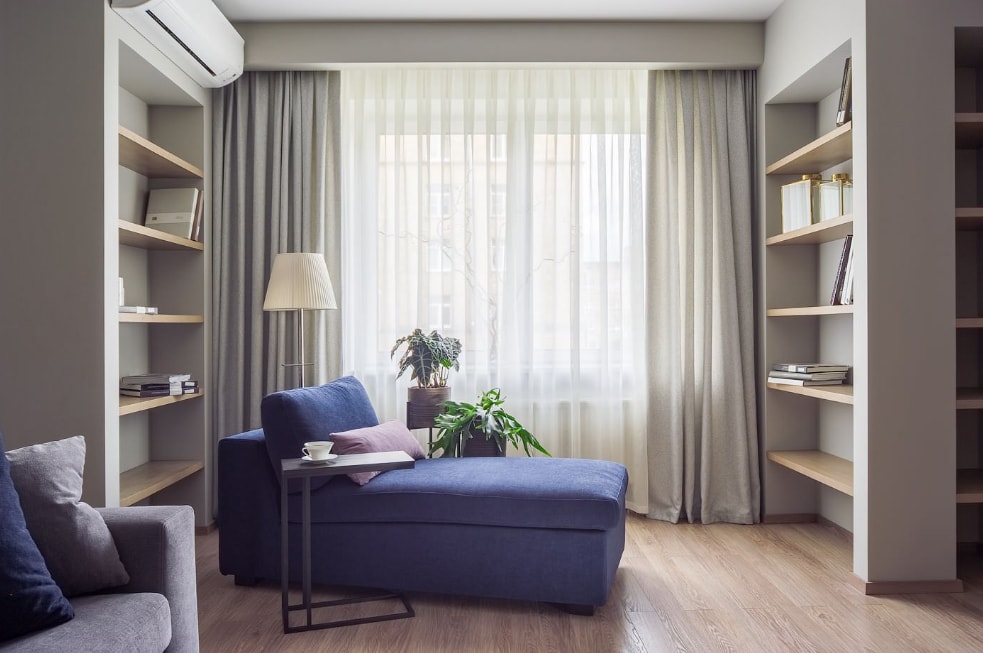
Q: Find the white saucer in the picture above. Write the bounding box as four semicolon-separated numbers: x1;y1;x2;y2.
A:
301;453;338;464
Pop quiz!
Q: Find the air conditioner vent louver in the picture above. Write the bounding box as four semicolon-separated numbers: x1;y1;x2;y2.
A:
146;10;216;77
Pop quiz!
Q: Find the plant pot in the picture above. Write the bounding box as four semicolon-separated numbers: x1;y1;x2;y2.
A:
461;426;506;457
407;386;450;407
406;386;450;429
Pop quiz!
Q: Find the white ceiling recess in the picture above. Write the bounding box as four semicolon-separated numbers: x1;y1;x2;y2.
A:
212;0;783;22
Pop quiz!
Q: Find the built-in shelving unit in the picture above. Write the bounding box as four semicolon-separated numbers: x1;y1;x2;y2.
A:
767;450;853;496
955;31;983;553
115;34;209;526
762;41;855;540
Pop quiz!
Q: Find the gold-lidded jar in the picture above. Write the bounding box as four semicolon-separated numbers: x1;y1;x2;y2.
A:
781;173;823;232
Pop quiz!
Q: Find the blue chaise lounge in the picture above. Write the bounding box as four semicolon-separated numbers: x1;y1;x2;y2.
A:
217;376;628;614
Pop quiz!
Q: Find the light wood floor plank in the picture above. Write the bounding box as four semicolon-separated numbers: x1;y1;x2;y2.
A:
195;513;983;652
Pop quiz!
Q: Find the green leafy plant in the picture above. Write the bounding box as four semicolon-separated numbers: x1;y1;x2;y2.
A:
430;388;551;458
390;329;462;388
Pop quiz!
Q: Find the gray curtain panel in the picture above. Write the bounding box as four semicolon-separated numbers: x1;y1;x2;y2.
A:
646;70;760;524
210;71;342;449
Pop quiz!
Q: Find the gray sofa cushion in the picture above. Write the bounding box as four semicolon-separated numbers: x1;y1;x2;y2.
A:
5;436;129;596
0;594;171;653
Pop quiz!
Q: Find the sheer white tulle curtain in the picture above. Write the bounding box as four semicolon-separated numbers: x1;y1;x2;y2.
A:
341;69;649;510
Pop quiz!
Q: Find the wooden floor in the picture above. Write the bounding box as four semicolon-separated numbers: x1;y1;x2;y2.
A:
196;514;983;652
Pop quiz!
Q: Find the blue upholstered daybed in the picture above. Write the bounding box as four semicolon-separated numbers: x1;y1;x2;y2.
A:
217;377;627;613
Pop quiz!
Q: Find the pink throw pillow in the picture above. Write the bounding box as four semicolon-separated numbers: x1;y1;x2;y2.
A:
330;420;425;485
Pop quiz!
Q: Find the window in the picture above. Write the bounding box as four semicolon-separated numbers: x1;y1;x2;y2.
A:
342;69;647;466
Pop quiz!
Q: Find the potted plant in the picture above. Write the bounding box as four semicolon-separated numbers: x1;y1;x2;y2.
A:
391;329;462;426
429;388;551;458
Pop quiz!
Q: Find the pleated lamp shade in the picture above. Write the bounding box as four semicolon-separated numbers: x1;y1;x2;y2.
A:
262;253;337;311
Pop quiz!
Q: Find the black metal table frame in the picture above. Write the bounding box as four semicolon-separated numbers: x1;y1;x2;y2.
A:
280;451;416;632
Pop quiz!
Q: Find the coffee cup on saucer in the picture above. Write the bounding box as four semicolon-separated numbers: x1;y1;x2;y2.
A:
302;441;334;461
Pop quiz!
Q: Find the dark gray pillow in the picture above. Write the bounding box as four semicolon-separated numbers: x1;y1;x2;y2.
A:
5;436;130;596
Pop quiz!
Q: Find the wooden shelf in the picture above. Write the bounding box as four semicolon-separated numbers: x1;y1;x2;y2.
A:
956;317;983;328
767;382;854;404
766;214;853;246
767;450;853;496
119;220;203;251
119;391;203;416
118;126;203;179
119;313;204;324
120;460;203;507
956;207;983;230
767;305;854;317
955;113;983;149
765;122;853;175
957;469;983;503
957;388;983;410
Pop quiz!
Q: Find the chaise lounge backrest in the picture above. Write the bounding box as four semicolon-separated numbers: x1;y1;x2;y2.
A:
260;376;379;486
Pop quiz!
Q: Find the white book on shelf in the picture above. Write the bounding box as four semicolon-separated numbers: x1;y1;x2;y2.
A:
768;377;845;387
772;363;850;373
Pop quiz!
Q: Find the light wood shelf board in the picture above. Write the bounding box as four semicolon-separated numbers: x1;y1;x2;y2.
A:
767;450;854;496
956;388;983;410
957;469;983;503
765;122;853;175
119;313;204;324
767;305;854;317
766;214;853;246
118;126;203;179
119;220;203;251
955;113;983;149
767;382;854;404
120;460;203;507
956;207;983;230
956;317;983;328
119;391;204;416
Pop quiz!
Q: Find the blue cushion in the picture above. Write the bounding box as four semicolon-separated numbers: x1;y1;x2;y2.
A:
261;376;379;487
0;430;74;641
288;457;628;531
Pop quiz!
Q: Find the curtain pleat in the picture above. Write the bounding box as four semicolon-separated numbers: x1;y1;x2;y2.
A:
210;71;342;457
645;70;760;524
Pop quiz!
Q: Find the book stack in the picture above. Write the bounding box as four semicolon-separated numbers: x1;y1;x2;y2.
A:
830;235;854;305
768;363;849;386
120;373;199;397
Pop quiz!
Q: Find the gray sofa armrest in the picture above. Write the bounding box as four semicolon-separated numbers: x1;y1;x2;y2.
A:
98;506;199;653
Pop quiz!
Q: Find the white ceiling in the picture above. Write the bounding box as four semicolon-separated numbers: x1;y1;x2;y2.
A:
212;0;783;22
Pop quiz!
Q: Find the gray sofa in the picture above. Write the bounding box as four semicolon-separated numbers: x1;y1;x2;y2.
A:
0;505;199;653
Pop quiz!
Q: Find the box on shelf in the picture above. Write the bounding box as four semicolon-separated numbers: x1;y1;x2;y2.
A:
145;188;199;239
781;174;822;232
819;173;853;221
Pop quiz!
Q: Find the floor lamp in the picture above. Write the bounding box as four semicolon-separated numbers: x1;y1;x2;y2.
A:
263;253;337;387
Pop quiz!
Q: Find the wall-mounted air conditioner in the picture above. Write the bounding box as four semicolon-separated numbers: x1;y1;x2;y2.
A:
111;0;244;88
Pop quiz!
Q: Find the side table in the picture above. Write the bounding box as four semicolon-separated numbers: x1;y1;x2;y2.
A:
280;450;416;632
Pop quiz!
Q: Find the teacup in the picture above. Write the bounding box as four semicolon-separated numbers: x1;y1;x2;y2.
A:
302;441;334;460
